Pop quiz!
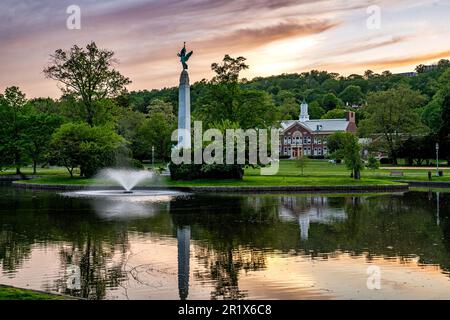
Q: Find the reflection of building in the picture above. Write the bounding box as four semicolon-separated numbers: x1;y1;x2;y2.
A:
279;197;347;241
280;101;357;158
177;226;191;300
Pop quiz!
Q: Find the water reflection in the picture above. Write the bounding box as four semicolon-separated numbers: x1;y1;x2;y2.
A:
0;185;450;300
278;197;347;241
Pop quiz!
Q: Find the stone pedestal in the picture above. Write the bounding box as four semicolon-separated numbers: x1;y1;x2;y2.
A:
178;70;191;149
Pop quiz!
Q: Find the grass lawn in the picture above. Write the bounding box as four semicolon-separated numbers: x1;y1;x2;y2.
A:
10;160;429;187
0;286;67;300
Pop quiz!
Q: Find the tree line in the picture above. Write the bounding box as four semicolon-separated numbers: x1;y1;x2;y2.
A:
1;41;450;178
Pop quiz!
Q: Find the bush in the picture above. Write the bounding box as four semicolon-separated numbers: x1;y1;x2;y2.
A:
367;156;380;170
169;163;244;181
380;158;393;165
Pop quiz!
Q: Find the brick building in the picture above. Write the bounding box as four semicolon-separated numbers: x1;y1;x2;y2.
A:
280;101;357;158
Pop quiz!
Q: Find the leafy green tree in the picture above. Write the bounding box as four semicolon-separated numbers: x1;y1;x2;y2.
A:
367;156;380;170
44;42;131;126
195;55;279;129
211;55;249;84
0;87;29;174
438;86;450;164
359;86;428;164
308;101;325;119
296;156;308;176
235;90;278;129
135;100;177;161
328;132;363;179
23;111;63;174
322;108;347;119
50;123;126;178
327;132;348;161
339;85;365;106
322;93;342;111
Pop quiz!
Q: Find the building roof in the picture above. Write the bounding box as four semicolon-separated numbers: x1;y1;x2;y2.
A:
281;119;350;133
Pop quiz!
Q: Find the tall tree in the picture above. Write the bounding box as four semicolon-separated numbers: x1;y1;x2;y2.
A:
359;86;428;164
339;85;365;106
23;111;63;174
195;55;278;129
44;42;131;126
438;86;450;164
0;87;28;174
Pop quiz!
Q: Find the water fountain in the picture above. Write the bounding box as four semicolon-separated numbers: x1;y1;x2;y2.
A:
101;169;154;193
63;168;186;200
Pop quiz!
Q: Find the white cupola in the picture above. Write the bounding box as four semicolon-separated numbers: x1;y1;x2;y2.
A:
299;100;310;122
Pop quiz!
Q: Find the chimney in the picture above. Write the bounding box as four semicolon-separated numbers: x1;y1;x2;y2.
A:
346;111;355;123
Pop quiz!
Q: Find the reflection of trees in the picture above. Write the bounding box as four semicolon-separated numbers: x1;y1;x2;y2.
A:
0;231;32;275
54;229;129;300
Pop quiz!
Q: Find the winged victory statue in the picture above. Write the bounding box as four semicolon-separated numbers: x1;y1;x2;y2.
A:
178;42;193;70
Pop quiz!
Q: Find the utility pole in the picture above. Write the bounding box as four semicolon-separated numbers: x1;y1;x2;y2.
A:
436;143;440;177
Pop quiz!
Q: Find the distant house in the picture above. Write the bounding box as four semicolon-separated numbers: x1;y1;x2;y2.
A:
395;72;418;77
279;101;357;158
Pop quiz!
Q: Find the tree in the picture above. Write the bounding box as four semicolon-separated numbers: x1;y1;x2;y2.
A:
359;86;428;164
328;132;363;179
134;100;177;161
327;132;348;162
322;93;343;111
44;42;131;126
195;55;279;129
367;156;380;170
322;108;347;120
234;90;278;129
343;134;364;179
339;85;364;106
0;87;29;174
438;86;450;164
23;111;63;174
296;156;308;176
308;101;325;119
50;123;126;178
211;55;249;84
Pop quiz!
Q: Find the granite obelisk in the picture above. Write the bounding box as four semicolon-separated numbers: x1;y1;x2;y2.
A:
177;43;193;149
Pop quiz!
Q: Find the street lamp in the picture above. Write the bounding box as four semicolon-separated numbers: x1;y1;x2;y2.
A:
152;146;155;170
436;143;440;177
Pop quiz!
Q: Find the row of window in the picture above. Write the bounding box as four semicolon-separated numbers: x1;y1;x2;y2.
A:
282;136;327;145
282;147;328;157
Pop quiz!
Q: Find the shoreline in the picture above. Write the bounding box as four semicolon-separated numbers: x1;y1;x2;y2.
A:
12;180;410;193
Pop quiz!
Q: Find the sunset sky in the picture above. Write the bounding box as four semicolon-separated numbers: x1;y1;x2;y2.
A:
1;0;450;98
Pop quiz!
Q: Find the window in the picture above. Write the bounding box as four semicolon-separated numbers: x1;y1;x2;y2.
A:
288;137;291;144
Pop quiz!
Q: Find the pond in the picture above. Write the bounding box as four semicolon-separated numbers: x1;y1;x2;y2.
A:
1;183;449;300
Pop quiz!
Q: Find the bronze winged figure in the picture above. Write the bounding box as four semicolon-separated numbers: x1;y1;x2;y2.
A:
178;42;193;70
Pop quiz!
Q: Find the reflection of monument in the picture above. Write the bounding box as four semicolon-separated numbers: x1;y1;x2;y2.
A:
177;226;191;300
177;43;193;149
